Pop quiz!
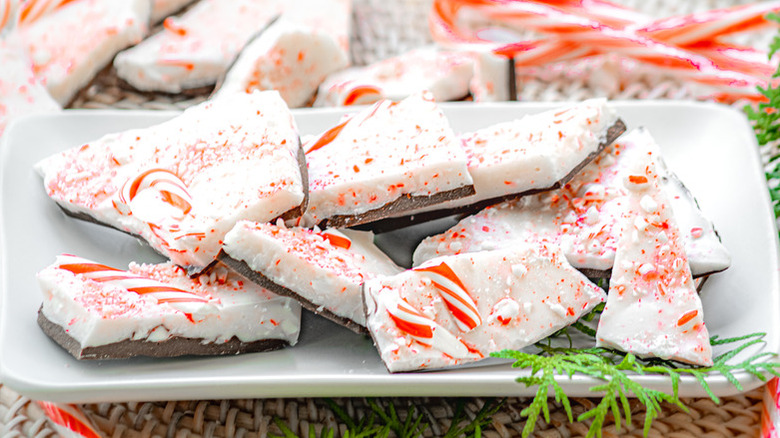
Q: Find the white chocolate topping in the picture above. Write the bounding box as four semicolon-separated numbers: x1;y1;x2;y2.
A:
37;254;301;350
413;128;731;278
596;144;713;366
364;245;605;372
303;92;473;226
36;91;305;271
16;0;150;105
114;0;284;93
214;13;349;108
313;47;475;107
223;221;402;326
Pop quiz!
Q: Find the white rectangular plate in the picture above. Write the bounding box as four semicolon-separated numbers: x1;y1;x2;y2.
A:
1;101;778;403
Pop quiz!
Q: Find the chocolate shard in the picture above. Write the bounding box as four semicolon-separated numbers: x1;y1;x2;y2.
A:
218;251;369;335
38;309;289;360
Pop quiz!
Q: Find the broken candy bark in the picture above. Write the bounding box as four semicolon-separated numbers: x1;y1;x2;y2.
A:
302;91;475;228
37;254;301;360
596;141;713;366
363;245;605;372
36;91;306;272
221;221;402;333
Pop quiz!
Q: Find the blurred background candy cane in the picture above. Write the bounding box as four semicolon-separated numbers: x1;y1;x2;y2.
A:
430;0;780;101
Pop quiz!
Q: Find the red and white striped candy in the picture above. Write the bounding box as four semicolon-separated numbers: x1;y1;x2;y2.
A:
56;254;216;316
117;168;193;217
635;1;780;46
414;261;482;332
384;296;471;358
316;229;352;250
0;0;18;33
37;401;100;438
386;298;435;341
17;0;77;25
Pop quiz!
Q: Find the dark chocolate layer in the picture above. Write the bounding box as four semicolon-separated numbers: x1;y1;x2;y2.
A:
38;309;289;360
217;251;368;335
319;184;477;230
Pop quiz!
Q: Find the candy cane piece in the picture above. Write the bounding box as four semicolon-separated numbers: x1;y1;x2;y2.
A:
317;229;352;250
37;401;101;438
56;254;217;315
342;84;383;106
414;261;482;332
118;168;193;216
384;296;471;358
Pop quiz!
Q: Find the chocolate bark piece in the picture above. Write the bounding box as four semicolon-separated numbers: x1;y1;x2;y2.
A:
36;254;302;360
38;310;288;360
37;91;306;274
302;92;475;229
218;251;368;335
360;117;627;233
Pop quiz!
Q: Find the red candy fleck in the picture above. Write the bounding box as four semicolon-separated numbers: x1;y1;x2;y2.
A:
677;310;698;326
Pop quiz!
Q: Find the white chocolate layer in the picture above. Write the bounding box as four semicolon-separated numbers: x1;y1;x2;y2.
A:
469;50;511;102
36;91;305;271
114;0;283;93
596;142;712;366
0;37;60;138
313;47;474;107
214;14;349;108
413;128;731;278
303;92;473;226
38;255;301;350
364;246;605;372
17;0;150;105
223;221;402;326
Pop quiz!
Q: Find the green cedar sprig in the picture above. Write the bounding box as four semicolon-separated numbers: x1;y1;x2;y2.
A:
744;13;780;228
492;332;780;438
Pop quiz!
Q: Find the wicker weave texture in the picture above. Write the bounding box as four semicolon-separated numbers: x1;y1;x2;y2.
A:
1;0;776;436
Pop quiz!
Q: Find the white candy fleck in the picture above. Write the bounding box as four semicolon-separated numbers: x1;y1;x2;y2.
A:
585;206;599;225
657;230;669;244
637;263;655;276
546;301;567;318
511;263;528;278
672;258;684;271
640;195;658;213
492;297;520;322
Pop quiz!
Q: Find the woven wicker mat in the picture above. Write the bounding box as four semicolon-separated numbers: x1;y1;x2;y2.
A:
1;0;776;436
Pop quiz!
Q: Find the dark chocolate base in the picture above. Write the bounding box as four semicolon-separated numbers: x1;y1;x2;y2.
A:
319;184;477;229
37;308;288;360
359;119;627;233
217;251;368;335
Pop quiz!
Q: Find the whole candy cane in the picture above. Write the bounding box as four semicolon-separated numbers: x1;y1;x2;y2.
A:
431;0;776;82
37;401;101;438
432;0;764;90
56;254;218;317
635;1;780;45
